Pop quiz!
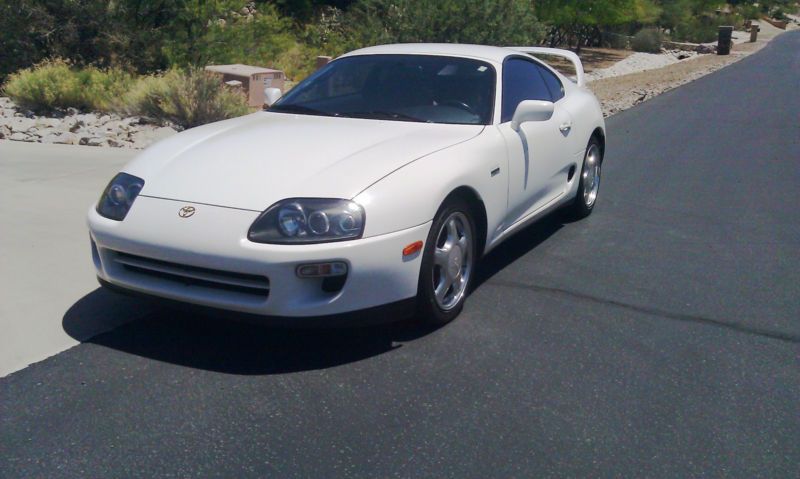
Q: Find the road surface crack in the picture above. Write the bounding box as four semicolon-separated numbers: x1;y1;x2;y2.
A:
486;279;799;343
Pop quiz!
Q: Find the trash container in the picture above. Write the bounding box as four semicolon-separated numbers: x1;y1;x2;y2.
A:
750;22;759;42
718;26;734;55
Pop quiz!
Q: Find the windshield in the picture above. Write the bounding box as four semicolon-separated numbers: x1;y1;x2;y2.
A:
269;54;496;125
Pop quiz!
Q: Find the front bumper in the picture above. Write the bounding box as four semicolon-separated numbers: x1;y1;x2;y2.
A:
89;196;430;319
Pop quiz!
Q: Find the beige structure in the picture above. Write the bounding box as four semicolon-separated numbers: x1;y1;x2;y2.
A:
204;64;286;107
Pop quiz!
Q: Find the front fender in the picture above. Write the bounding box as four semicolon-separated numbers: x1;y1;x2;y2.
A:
354;127;508;242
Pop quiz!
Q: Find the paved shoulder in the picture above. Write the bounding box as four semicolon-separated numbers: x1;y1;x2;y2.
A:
0;141;149;376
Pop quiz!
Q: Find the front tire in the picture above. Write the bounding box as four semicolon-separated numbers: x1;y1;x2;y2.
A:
566;137;603;219
416;199;476;326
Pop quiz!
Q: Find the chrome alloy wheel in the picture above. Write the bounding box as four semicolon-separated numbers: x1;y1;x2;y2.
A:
432;212;473;311
582;143;602;208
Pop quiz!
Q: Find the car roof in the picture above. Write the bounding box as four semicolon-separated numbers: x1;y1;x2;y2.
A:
340;43;519;63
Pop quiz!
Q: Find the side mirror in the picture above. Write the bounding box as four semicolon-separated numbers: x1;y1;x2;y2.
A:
264;87;283;107
510;100;554;131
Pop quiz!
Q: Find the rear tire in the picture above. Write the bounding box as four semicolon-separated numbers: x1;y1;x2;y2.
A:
416;198;476;326
566;137;603;220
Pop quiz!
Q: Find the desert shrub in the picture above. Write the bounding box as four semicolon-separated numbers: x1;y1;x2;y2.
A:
123;68;250;129
737;4;761;20
670;13;745;44
3;59;134;113
603;32;631;50
631;28;663;53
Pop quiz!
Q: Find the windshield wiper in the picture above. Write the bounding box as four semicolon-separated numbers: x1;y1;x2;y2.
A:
267;104;339;117
342;110;426;122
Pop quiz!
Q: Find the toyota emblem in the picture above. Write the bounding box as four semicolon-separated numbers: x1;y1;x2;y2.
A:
178;206;196;218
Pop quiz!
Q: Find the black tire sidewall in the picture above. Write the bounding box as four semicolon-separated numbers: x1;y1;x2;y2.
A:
416;199;476;325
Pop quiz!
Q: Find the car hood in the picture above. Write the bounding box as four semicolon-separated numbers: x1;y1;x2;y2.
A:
126;112;484;212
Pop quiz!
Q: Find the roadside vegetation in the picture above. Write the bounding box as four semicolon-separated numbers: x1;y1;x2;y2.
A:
1;0;797;126
4;61;249;128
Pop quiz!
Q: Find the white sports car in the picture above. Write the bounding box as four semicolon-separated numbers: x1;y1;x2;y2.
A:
88;43;605;325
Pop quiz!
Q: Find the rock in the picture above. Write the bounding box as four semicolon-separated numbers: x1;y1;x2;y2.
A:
1;108;16;118
103;120;129;133
41;132;78;145
0;97;15;108
9;117;36;132
66;107;79;116
695;44;717;54
9;132;30;141
107;138;134;148
86;137;110;147
35;117;62;129
68;120;83;133
60;117;77;130
76;113;100;126
0;124;10;139
98;115;111;124
132;126;178;148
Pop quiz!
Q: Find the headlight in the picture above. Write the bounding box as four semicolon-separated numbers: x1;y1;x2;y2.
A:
96;172;144;221
248;198;365;244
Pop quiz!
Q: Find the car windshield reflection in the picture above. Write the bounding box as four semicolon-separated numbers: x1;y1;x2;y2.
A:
269;54;495;125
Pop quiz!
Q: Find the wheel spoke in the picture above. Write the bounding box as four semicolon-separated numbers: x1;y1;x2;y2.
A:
446;219;458;244
457;233;468;251
435;275;452;303
434;247;449;268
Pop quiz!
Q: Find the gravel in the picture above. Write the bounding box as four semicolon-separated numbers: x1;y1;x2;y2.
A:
0;100;177;149
585;50;699;82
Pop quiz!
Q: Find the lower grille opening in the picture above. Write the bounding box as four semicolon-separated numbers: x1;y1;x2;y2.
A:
113;251;269;298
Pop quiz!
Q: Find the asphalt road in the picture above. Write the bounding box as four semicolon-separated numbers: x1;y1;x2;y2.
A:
2;32;799;478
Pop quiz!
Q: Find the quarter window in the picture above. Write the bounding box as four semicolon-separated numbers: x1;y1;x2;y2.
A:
501;57;553;123
536;64;565;101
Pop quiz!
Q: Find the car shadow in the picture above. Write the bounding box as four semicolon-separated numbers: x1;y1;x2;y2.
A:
62;212;570;376
473;212;570;290
62;289;436;375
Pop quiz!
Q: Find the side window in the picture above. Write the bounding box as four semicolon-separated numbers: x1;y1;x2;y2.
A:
536;64;565;101
501;57;553;123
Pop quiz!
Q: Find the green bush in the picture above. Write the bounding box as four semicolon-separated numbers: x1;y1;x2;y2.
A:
3;59;134;113
123;68;250;129
4;61;250;128
342;0;545;47
603;32;631;50
631;28;663;53
670;13;745;44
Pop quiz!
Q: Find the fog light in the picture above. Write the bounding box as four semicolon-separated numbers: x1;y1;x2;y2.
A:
296;261;348;278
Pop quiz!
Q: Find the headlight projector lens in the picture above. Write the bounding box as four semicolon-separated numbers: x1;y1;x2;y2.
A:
308;211;330;235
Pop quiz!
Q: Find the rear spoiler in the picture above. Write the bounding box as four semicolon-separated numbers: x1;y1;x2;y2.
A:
509;47;585;88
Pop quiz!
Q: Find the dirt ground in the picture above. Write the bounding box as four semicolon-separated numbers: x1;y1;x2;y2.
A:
534;48;634;75
587;20;794;116
588;41;767;116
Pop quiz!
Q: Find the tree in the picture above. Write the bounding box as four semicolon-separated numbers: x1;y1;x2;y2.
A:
536;0;644;52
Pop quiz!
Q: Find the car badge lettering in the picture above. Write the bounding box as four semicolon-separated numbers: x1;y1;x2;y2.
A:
178;206;196;218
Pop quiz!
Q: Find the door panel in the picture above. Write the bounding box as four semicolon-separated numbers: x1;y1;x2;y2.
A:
498;56;576;230
500;104;573;227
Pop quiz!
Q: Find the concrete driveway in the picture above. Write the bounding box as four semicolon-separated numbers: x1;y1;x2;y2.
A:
0;141;150;376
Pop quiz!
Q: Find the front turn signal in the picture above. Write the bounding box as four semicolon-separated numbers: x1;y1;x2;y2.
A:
402;241;423;257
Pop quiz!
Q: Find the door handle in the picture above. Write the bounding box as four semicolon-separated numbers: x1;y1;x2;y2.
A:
559;122;572;133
